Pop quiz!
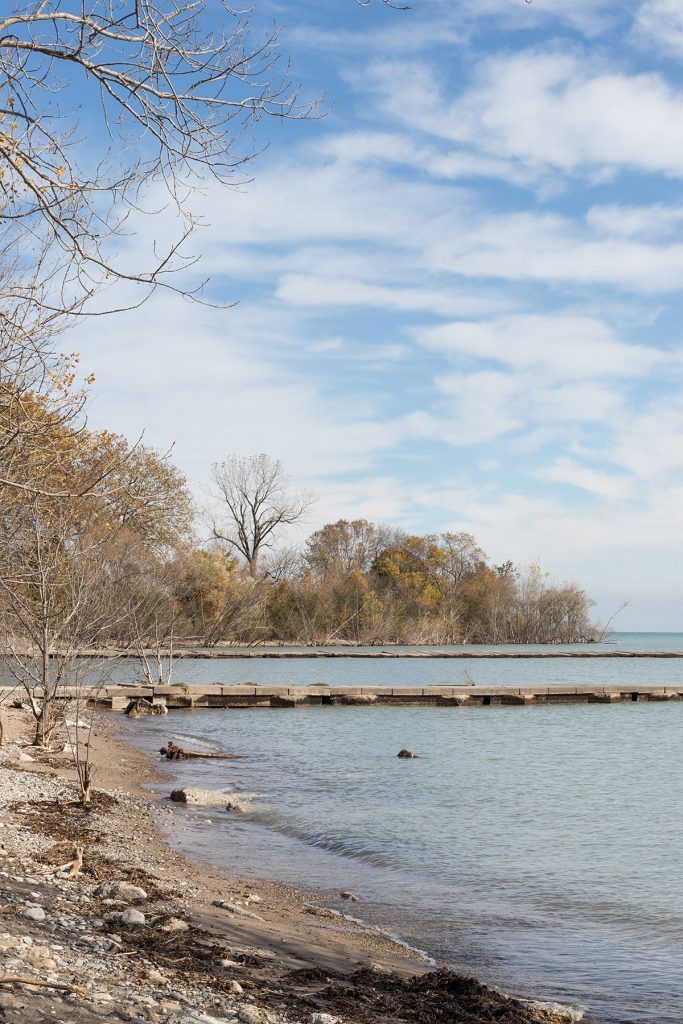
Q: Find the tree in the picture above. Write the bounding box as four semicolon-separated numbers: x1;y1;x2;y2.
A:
0;495;120;746
0;1;319;318
210;454;313;578
303;519;399;581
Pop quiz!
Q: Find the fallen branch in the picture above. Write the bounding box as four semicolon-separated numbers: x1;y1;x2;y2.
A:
159;741;244;761
0;977;85;994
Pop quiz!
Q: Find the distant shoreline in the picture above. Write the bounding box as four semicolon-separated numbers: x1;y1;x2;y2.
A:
69;646;683;659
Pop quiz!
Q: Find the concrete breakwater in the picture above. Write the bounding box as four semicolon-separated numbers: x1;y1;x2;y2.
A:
85;682;683;710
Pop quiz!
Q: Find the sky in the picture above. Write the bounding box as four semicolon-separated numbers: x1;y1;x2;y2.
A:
72;0;683;631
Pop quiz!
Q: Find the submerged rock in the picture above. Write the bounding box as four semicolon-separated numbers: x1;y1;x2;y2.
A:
397;749;418;758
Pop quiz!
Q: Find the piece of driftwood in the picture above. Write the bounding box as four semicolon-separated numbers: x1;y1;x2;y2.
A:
159;741;244;761
0;976;85;993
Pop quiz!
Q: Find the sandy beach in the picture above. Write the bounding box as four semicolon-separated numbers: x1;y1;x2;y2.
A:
0;706;588;1024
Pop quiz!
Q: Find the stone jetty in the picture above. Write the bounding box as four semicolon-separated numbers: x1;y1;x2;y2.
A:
75;682;683;710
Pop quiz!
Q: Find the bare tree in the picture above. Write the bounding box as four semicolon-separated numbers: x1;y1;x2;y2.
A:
0;497;123;746
210;454;313;578
0;2;322;318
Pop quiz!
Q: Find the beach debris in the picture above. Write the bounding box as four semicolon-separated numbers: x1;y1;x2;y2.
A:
0;976;85;994
397;749;418;758
53;844;83;878
158;916;190;933
126;698;168;718
212;899;264;921
161;740;243;760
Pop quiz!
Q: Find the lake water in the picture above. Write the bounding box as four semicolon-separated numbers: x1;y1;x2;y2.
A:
119;634;683;1024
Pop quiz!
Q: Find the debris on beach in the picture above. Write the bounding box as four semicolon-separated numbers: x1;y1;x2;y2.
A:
160;739;244;760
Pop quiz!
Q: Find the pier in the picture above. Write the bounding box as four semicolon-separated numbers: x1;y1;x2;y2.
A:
91;682;683;710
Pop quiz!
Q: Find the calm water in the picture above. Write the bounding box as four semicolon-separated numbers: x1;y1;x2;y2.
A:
118;634;683;1024
96;632;683;691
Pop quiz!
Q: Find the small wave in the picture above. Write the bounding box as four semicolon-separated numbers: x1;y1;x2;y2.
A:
306;903;437;966
252;814;400;869
171;733;222;751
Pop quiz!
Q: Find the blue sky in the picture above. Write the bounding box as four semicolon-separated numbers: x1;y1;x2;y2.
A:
73;0;683;630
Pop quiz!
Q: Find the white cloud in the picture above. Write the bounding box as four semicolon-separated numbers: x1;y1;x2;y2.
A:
370;51;683;180
539;457;635;499
275;273;516;317
417;315;659;378
634;0;683;56
607;403;683;480
585;202;683;239
433;209;683;292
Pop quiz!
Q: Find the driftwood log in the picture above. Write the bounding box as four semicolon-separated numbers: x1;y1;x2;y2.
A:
159;741;244;761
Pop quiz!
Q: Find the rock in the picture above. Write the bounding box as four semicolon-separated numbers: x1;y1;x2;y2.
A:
311;1015;341;1024
225;980;243;995
158;917;189;933
146;969;167;985
523;1000;584;1023
94;880;148;901
23;906;46;921
397;749;418;758
171;787;233;807
126;698;168;717
121;907;146;926
340;891;359;902
0;992;25;1009
237;1008;270;1024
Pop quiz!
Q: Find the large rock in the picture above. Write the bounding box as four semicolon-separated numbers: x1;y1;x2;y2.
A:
23;906;46;922
94;880;148;901
171;787;232;807
121;907;146;926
